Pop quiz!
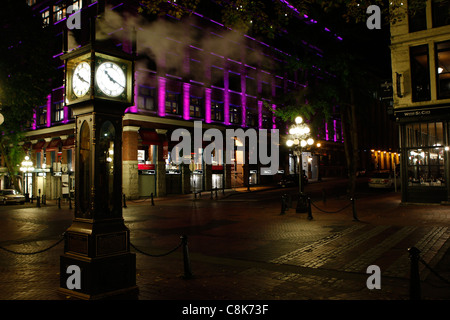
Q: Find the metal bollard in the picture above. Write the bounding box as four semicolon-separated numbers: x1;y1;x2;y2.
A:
408;247;421;300
307;197;313;220
42;194;46;205
58;197;61;209
351;197;359;221
123;194;127;208
151;193;155;206
210;189;213;200
280;194;287;215
215;188;218;200
69;197;72;209
37;195;40;208
181;235;193;279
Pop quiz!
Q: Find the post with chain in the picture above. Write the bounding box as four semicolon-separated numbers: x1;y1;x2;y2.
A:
307;196;313;220
351;197;359;221
123;194;127;208
151;193;155;206
408;247;421;300
181;235;193;279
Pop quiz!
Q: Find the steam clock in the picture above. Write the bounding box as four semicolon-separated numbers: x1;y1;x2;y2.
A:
58;42;137;299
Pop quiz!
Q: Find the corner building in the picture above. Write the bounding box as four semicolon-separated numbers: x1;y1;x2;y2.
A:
390;0;450;203
23;0;344;199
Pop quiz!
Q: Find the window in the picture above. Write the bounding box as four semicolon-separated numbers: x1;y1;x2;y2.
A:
211;66;223;88
53;4;66;22
69;0;82;11
52;101;64;123
165;92;181;115
410;45;431;102
229;105;241;124
190;96;203;118
262;114;271;129
138;86;156;111
246;77;257;96
436;41;450;99
408;0;427;32
405;122;445;187
228;72;241;92
37;105;47;127
432;0;450;28
246;111;257;127
27;0;37;6
42;9;50;27
211;100;223;122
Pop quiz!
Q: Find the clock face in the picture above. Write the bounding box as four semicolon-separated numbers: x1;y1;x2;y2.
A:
95;62;126;97
72;62;91;97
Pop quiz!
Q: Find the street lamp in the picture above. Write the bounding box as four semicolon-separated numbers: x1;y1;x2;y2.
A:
286;116;314;213
20;155;33;202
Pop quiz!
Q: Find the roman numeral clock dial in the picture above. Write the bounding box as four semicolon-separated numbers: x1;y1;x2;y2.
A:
95;62;126;97
72;61;91;97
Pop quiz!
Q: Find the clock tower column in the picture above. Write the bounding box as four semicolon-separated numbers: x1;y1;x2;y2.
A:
58;43;138;299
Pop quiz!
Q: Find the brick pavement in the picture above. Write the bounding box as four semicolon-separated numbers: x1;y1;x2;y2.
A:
0;184;449;303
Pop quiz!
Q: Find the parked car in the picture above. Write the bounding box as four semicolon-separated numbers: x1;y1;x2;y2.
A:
368;171;400;189
278;173;308;188
0;189;26;205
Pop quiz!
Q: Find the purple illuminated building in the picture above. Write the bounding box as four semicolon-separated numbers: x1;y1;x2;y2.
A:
20;0;346;199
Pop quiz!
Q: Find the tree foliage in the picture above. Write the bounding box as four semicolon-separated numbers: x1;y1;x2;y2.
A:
0;0;56;191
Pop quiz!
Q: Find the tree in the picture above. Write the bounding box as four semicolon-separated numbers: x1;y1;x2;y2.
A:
0;1;56;192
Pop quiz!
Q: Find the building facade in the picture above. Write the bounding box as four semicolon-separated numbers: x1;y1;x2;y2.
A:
17;0;348;200
390;0;450;203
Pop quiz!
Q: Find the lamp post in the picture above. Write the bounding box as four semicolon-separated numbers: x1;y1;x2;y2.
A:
20;155;33;202
286;116;314;213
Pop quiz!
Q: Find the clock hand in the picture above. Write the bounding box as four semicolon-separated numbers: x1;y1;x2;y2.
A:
77;73;89;84
104;70;124;88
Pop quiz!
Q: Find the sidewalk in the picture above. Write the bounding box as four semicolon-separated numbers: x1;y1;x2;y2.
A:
0;184;449;302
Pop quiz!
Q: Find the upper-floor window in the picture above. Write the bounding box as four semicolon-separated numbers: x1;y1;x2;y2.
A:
211;100;223;122
432;0;450;28
69;0;82;11
436;40;450;99
52;101;64;123
190;96;203;118
53;4;66;22
246;111;257;128
228;72;241;92
229;105;241;125
410;44;431;102
165;92;181;115
37;105;47;127
27;0;37;6
42;9;50;27
138;86;156;111
408;0;427;32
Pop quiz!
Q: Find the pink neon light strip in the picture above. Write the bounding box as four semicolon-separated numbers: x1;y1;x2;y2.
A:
205;88;211;123
183;83;190;120
158;77;166;117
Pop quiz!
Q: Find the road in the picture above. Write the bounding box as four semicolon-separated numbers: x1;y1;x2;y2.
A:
0;177;449;301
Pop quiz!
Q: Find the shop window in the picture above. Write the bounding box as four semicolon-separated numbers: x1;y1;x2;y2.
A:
405;122;445;187
410;45;431;102
436;41;450;99
432;0;450;28
138;86;156;111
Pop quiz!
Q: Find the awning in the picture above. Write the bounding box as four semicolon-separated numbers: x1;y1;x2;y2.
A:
46;138;62;151
139;130;160;146
62;136;75;149
32;140;46;151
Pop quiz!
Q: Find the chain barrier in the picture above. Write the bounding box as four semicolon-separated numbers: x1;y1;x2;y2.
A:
310;199;352;214
0;232;65;255
419;257;450;286
130;240;182;257
130;235;193;279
